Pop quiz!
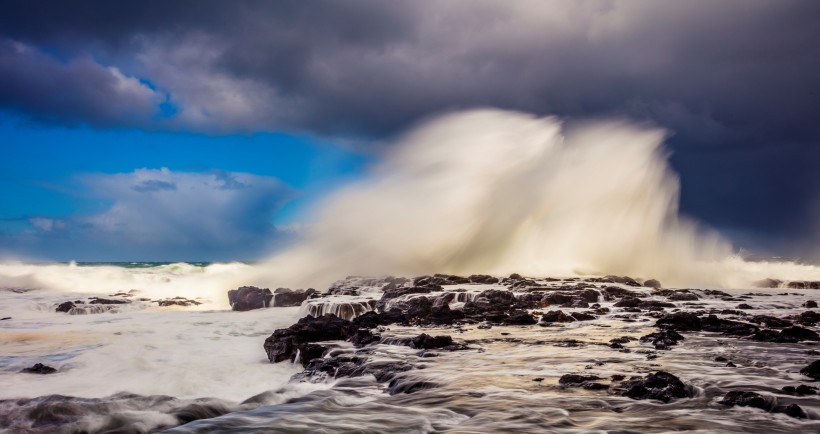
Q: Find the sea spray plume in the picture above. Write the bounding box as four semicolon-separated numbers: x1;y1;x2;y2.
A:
258;108;800;289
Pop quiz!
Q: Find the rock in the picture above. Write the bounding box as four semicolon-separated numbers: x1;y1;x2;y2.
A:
800;360;820;380
263;314;350;363
55;301;75;313
798;310;820;325
614;298;674;310
508;273;523;280
228;286;273;311
666;292;699;301
89;297;128;305
541;310;575;323
699;315;758;336
643;279;662;289
718;391;769;410
804;300;818;308
408;333;453;349
783;403;807;419
604;275;641;286
559;374;601;386
570;312;596;321
617;371;688;402
503;310;536;325
20;363;57;374
655;312;701;331
780;326;820;341
640;329;684;349
468;274;499;284
272;288;317;307
748;315;792;328
737;303;754;310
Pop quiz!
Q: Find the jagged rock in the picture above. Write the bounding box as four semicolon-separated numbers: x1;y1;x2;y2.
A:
263;314;350;363
617;371;688;402
559;374;605;389
643;279;662;289
656;312;701;331
699;315;758;336
718;391;769;410
89;297;128;305
604;275;641;286
798;310;820;325
156;298;202;307
570;312;596;321
503;310;537;325
748;315;792;328
602;286;639;300
228;286;273;311
752;326;820;343
55;302;75;313
784;403;807;419
272;288;317;307
543;292;575;306
408;333;453;349
541;310;575;323
800;360;820;379
20;363;57;374
641;329;684;349
468;274;499;284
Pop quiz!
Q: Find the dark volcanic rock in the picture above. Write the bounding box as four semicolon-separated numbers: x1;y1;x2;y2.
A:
614;298;675;310
263;314;350;363
604;275;641;286
748;315;792;328
643;279;662;289
468;274;499;284
800;360;820;380
503;310;537;325
617;371;688;402
656;312;701;331
272;288;317;307
20;363;57;374
752;326;820;343
718;391;770;410
798;310;820;325
55;301;75;313
408;333;453;349
540;310;575;323
699;315;758;336
804;300;818;308
570;312;596;321
641;329;684;349
228;286;273;311
558;374;601;387
89;297;128;305
783;403;807;419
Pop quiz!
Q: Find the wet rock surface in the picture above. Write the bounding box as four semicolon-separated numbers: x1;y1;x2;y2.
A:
228;286;273;311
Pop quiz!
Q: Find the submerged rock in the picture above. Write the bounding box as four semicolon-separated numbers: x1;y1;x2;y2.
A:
228;286;273;311
655;312;701;331
540;310;575;323
55;301;75;313
718;391;769;410
20;363;57;374
643;279;662;289
800;360;820;380
617;371;688;402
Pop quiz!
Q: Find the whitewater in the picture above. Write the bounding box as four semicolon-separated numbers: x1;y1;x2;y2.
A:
1;109;820;432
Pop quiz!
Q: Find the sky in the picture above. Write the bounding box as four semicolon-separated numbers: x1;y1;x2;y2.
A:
0;0;819;261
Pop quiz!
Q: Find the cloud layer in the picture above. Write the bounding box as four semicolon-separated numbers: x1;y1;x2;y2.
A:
1;0;819;257
2;169;293;261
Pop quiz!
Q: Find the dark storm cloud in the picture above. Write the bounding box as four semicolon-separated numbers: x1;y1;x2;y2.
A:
0;0;819;256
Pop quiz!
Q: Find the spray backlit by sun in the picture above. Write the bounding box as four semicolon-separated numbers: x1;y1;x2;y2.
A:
254;109;819;289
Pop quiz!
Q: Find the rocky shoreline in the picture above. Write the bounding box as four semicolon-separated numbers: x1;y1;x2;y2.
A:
260;273;820;421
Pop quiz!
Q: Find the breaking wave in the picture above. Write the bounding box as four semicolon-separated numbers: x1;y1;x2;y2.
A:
256;109;820;288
